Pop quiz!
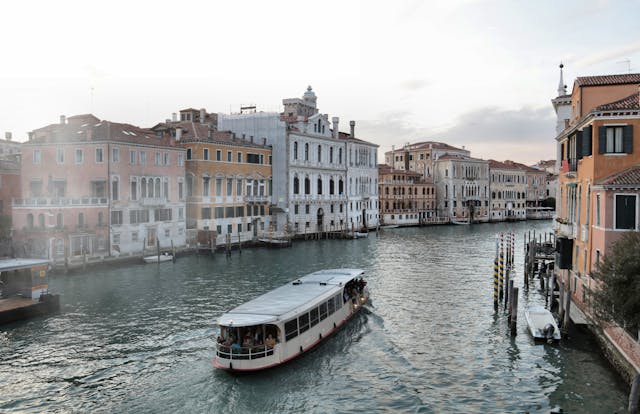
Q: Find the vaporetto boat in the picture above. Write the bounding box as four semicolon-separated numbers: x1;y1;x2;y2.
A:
213;268;369;371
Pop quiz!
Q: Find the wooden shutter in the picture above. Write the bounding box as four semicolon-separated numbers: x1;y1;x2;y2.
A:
582;126;592;156
623;125;633;154
576;132;583;159
598;126;606;154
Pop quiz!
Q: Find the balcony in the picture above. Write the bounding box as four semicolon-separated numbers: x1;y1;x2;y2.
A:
555;219;575;238
245;195;271;203
141;197;167;206
13;197;108;207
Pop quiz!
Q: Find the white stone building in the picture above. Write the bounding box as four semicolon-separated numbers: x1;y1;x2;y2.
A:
218;87;379;236
434;154;490;222
488;160;527;221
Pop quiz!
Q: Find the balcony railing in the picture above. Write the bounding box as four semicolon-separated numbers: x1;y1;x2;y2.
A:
141;197;167;206
245;195;271;203
13;197;108;207
555;220;575;238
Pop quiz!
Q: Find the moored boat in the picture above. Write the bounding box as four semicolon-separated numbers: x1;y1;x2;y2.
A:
352;231;368;239
524;305;561;342
213;268;369;371
143;253;174;264
450;218;470;225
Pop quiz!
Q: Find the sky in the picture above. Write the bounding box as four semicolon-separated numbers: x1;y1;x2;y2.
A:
2;0;640;165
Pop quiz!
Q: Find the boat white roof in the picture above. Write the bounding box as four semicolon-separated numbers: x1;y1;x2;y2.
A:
217;268;364;327
0;258;49;272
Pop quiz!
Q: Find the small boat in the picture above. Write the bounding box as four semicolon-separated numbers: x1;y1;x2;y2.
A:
143;253;174;264
525;305;561;342
258;238;292;248
450;218;470;225
379;224;399;229
352;231;368;239
213;268;369;371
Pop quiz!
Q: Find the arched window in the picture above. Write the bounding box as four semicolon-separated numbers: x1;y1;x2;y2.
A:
293;142;298;160
186;148;192;160
27;213;34;229
56;213;63;228
338;179;344;195
329;147;333;163
317;178;323;195
78;212;85;228
186;175;193;197
304;177;310;194
148;178;154;198
293;176;300;194
339;148;343;164
155;178;161;197
38;214;45;228
317;145;322;162
492;192;496;199
304;143;309;161
329;179;335;195
141;178;147;198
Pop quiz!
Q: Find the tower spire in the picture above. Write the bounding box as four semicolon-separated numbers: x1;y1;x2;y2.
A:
557;63;566;96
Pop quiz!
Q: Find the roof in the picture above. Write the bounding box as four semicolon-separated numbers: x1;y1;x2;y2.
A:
594;92;640;111
575;73;640;87
28;114;178;147
389;141;466;152
595;165;640;187
378;163;422;177
437;153;485;162
217;269;364;326
0;258;49;271
337;131;379;147
489;159;523;170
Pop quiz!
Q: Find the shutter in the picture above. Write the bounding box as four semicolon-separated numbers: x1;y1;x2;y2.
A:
598;126;607;154
623;125;634;154
576;131;583;159
582;126;592;156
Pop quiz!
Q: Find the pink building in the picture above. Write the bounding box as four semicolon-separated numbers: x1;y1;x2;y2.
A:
14;114;186;264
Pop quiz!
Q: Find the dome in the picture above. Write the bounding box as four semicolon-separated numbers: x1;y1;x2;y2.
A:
303;85;316;100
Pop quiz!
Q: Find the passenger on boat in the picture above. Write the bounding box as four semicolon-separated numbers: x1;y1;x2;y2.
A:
254;328;263;345
343;290;350;303
265;334;276;348
243;332;254;347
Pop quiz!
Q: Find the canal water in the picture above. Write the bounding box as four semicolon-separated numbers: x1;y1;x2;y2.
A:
0;221;629;413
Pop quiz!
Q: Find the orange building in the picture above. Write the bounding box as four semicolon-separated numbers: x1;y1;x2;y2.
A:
555;72;640;377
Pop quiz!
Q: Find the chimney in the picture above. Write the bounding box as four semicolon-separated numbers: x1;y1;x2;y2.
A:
176;127;182;141
250;135;254;143
60;115;66;125
172;113;177;122
208;128;213;139
200;108;206;123
165;119;171;123
350;120;355;138
5;132;11;141
262;137;267;146
332;117;339;139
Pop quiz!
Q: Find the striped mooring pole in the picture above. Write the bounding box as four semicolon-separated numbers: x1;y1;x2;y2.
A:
499;233;504;300
493;256;499;309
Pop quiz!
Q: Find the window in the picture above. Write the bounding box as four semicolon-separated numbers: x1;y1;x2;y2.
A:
33;149;42;164
319;302;328;320
178;207;184;220
56;213;63;228
130;210;149;224
227;178;233;196
202;177;210;197
310;307;319;327
298;312;310;334
91;180;106;198
293;177;300;194
246;153;260;164
330;147;333;163
215;178;222;196
304;143;309;161
130;150;137;164
227;151;232;162
139;151;146;165
294;204;299;214
56;148;64;164
178;179;184;200
317;178;322;195
163;153;169;165
304;177;310;194
615;194;636;230
600;125;632;154
98;212;104;226
111;177;119;201
596;194;601;227
202;207;211;219
75;149;83;164
216;150;221;161
293;142;298;160
317;145;322;162
96;148;104;163
132;231;139;242
237;179;242;197
154;208;172;221
327;297;335;315
78;212;85;228
155;152;161;165
204;148;209;161
186;149;192;160
285;319;298;341
178;153;184;166
237;152;242;163
111;210;123;225
112;147;120;163
305;205;310;214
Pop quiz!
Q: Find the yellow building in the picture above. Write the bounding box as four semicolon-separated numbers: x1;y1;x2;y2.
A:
155;119;272;245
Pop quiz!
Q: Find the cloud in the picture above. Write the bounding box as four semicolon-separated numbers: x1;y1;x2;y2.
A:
571;40;640;69
399;79;429;91
358;105;557;165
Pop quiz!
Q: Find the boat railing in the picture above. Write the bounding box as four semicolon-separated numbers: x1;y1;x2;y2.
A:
215;343;275;360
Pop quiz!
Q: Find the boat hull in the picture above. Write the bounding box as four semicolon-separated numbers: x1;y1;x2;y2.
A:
525;306;561;341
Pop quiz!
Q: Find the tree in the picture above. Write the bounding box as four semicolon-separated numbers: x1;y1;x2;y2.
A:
590;231;640;334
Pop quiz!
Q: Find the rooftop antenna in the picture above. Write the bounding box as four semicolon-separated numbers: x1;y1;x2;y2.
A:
617;58;632;73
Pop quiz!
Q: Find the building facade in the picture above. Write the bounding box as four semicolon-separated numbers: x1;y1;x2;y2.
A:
154;118;273;245
219;87;379;236
434;154;490;222
378;164;436;226
384;141;470;180
14;114;186;262
488;160;527;221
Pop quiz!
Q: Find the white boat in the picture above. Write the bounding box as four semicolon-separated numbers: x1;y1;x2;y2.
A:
143;253;174;264
352;231;368;239
213;268;369;372
524;305;561;341
258;238;292;248
379;224;399;229
450;218;470;225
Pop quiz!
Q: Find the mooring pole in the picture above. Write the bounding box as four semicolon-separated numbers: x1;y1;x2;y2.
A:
629;374;640;414
510;287;519;336
493;257;499;310
499;233;504;301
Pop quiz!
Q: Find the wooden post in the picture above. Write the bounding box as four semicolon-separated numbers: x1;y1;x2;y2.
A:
142;238;146;257
562;288;571;331
504;268;511;311
549;272;556;309
210;232;215;255
510;287;519;336
629;374;640;414
507;278;514;319
171;240;176;263
493;257;499;310
156;238;160;263
238;232;242;255
558;281;565;322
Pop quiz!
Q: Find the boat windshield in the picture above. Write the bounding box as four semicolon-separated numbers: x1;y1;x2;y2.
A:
215;323;279;361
